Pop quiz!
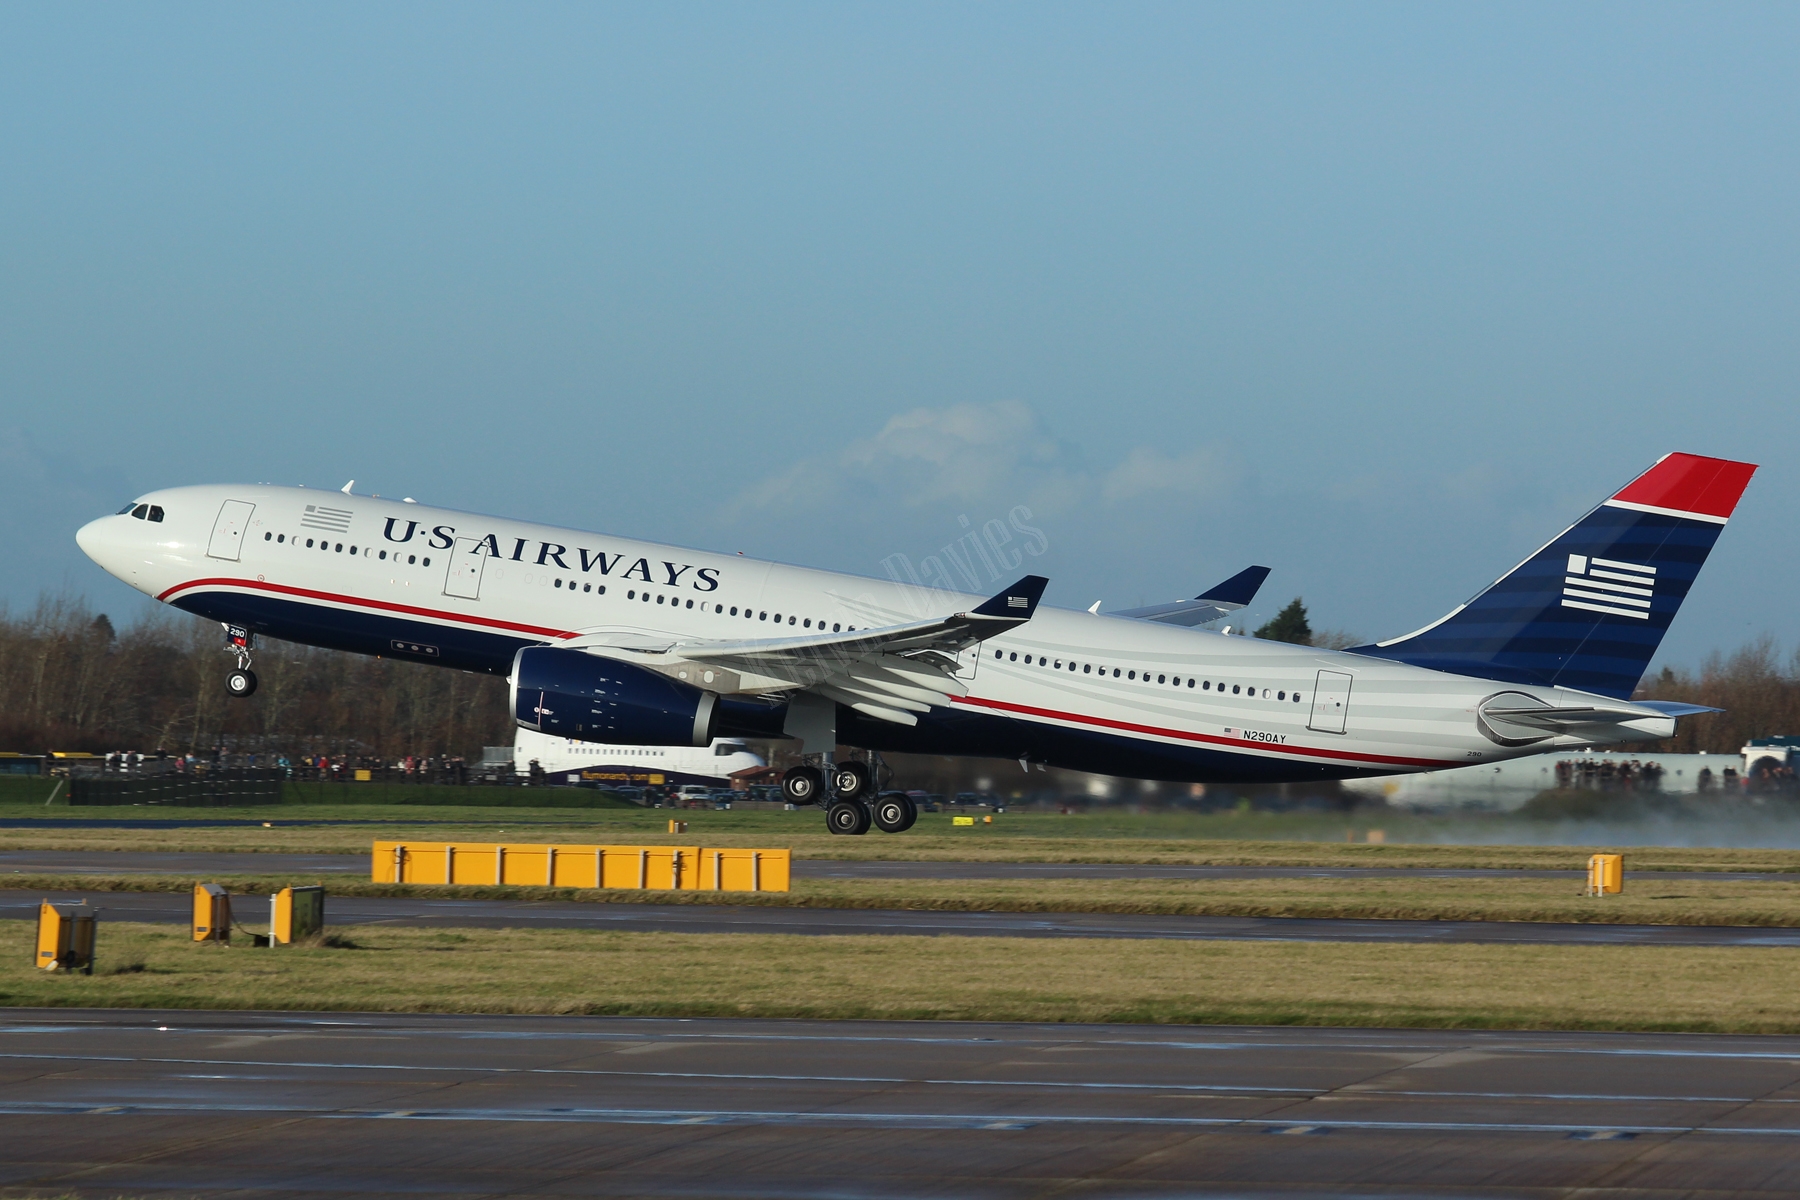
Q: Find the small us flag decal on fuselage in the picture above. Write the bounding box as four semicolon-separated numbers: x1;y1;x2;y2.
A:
1562;553;1653;620
301;503;354;533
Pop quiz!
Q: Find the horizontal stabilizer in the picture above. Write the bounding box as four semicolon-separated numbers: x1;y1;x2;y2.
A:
1634;700;1722;719
1480;705;1661;729
1474;689;1683;747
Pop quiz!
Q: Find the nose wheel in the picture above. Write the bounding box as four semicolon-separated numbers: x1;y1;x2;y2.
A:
221;624;258;698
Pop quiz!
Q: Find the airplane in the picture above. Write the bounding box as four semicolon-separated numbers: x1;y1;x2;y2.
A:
513;729;764;789
76;451;1754;835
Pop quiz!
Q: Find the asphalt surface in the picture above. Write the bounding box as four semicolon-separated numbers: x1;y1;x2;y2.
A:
6;848;1798;882
4;1010;1800;1198
7;887;1800;946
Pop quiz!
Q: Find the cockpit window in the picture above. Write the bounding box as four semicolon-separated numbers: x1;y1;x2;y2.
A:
117;503;136;515
130;504;149;519
147;506;164;522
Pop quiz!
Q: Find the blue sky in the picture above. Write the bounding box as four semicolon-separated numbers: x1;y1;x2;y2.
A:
2;3;1795;670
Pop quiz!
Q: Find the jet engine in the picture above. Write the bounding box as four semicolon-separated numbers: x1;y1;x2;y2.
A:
510;647;785;746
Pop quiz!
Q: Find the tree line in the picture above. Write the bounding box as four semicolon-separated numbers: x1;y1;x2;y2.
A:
0;595;509;759
1638;636;1800;755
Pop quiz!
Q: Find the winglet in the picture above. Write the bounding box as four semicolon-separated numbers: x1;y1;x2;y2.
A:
969;575;1049;620
1195;565;1270;607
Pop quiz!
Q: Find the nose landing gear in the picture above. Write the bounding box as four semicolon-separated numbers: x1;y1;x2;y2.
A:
222;625;258;698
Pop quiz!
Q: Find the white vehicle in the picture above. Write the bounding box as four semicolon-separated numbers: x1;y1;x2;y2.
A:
514;727;763;788
76;452;1754;836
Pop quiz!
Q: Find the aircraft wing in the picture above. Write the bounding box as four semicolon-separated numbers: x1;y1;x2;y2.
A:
670;575;1050;726
1110;565;1271;627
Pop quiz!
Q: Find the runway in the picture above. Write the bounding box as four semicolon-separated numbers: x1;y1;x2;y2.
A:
5;848;1795;882
7;887;1800;946
3;1009;1800;1198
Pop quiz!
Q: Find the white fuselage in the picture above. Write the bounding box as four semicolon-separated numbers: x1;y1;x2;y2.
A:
76;484;1673;783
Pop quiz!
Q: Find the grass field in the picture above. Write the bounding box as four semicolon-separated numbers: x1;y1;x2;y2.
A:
7;799;1800;874
14;868;1800;927
6;919;1800;1032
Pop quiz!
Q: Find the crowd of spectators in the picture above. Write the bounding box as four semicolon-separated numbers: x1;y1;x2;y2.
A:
1554;758;1667;791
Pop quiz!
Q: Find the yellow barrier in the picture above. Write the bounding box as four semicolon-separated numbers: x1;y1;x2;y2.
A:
372;841;790;892
35;901;95;973
193;883;231;943
272;885;325;944
952;816;975;826
1587;853;1623;896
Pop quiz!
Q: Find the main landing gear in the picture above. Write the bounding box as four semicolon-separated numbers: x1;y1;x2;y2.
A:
222;624;258;698
782;756;917;836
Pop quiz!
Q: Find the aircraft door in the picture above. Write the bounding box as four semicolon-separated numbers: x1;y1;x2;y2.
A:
443;538;487;600
1307;670;1353;735
206;500;255;561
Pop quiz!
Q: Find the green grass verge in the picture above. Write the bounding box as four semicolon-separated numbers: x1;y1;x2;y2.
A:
280;780;638;807
5;806;1800;873
14;869;1800;927
6;920;1800;1032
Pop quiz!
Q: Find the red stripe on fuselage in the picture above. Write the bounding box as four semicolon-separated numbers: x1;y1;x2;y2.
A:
951;694;1454;770
156;577;578;641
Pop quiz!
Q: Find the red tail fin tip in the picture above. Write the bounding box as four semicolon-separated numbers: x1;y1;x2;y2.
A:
1609;452;1757;521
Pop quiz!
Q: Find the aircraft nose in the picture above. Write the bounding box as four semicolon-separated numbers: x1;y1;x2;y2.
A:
76;514;132;575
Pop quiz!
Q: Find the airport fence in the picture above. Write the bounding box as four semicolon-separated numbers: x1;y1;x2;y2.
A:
68;769;284;807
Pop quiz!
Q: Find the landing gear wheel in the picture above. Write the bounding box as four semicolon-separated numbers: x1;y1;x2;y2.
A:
225;668;259;698
831;760;872;802
872;792;917;833
825;800;872;835
782;765;824;805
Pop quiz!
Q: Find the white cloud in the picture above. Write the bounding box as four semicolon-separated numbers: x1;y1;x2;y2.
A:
728;399;1077;516
1100;445;1241;503
724;399;1234;520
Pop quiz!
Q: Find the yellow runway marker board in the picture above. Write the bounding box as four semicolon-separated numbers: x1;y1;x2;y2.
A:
372;841;789;892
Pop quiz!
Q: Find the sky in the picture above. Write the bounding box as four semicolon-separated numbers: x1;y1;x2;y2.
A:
2;3;1796;673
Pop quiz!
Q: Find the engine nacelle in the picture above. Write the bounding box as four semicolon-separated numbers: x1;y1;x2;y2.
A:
510;647;786;746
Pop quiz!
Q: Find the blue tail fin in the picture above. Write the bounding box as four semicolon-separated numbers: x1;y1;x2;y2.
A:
1350;453;1756;699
